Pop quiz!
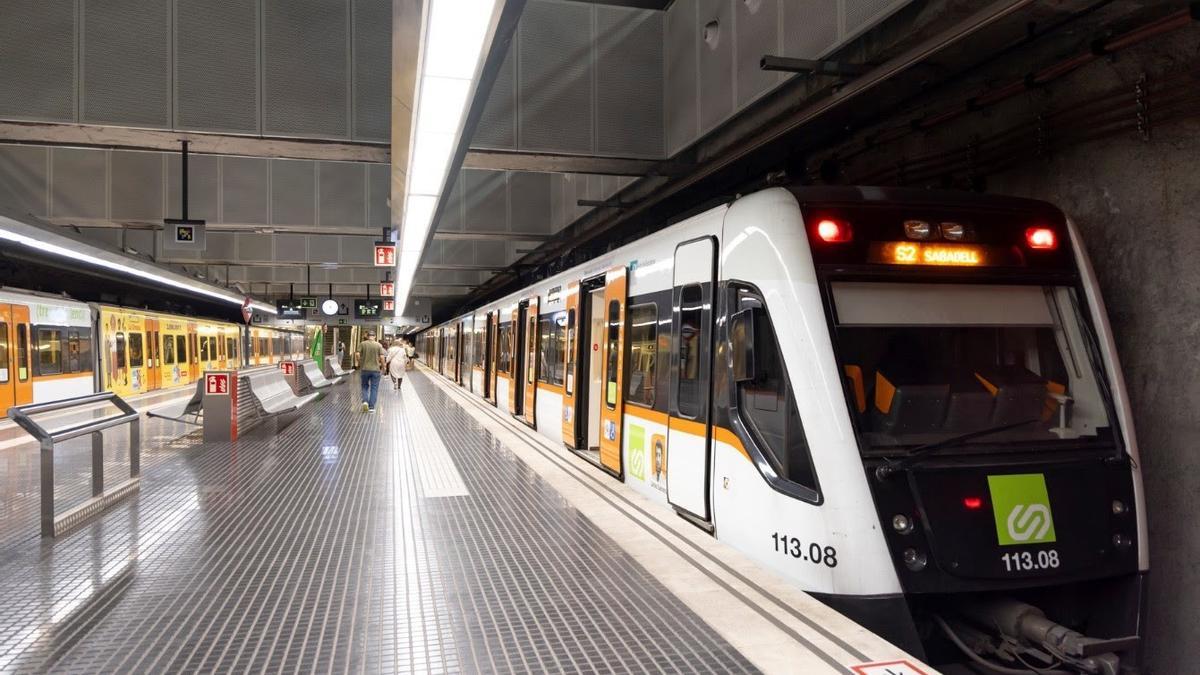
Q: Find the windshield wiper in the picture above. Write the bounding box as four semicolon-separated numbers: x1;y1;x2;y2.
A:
874;417;1042;481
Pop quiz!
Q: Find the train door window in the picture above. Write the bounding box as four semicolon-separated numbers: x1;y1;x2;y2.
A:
497;323;512;373
730;286;817;494
163;334;176;364
537;312;566;386
227;337;237;361
210;336;218;360
176;335;187;363
189;334;197;363
605;300;620;409
17;325;29;381
0;322;8;382
627;303;657;407
199;336;210;361
677;285;703;417
78;329;92;370
68;331;81;373
526;314;538;385
116;332;127;369
128;333;144;368
564;309;576;395
36;328;62;375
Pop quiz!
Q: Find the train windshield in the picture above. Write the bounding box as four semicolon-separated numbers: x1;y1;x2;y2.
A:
832;282;1115;453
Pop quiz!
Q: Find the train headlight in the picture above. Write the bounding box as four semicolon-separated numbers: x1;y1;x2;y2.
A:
903;220;933;240
902;548;928;571
1113;534;1132;549
891;514;914;534
1112;499;1127;515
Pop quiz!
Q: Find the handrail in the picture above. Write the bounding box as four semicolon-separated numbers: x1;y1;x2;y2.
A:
8;391;141;538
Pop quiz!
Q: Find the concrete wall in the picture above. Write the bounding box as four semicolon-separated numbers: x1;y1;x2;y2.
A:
989;119;1200;674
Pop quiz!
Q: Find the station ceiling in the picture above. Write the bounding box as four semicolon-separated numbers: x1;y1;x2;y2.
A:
0;0;1188;328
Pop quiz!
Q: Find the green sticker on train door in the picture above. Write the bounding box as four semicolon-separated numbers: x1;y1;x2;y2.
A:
988;474;1057;546
627;425;646;481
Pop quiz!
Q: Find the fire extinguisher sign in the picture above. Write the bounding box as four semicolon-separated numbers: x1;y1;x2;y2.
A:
206;373;230;395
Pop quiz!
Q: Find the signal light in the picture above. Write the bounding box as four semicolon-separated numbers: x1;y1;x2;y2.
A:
816;219;852;243
1026;227;1057;250
963;496;983;510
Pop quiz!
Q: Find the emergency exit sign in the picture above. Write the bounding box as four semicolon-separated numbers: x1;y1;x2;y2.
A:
374;243;396;267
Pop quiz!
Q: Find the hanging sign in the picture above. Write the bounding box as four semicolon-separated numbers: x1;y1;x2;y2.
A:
374;243;396;267
277;300;305;319
355;298;383;319
380;281;395;296
241;297;253;324
383;299;395;312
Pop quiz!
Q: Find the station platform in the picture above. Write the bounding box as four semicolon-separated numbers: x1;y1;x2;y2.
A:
0;367;925;674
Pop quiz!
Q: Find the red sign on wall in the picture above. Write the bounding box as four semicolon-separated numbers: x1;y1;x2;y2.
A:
380;281;395;296
383;299;395;312
280;361;295;375
205;373;230;395
374;244;396;267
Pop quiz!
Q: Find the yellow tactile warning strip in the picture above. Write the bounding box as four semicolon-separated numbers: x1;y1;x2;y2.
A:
421;364;934;675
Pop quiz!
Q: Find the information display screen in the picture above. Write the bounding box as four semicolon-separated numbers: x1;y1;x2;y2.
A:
277;300;305;319
354;299;382;319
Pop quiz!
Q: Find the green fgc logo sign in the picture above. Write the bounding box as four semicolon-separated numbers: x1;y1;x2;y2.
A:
988;474;1057;545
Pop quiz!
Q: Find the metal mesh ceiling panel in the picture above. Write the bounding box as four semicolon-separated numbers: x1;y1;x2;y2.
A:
273;233;308;261
81;0;170;127
475;48;518;150
318;162;366;228
271;159;316;225
439;173;465;232
263;0;349;137
340;235;372;264
0;146;49;217
166;154;219;221
221;156;270;224
50;148;107;219
735;0;784;108
0;0;75;122
846;0;910;40
665;0;698;156
110;151;164;220
509;172;552;234
783;0;838;59
697;0;734;136
367;163;390;228
352;0;391;142
207;231;237;260
175;0;259;133
595;7;663;158
309;234;340;263
518;0;594;154
463;170;508;233
236;232;274;261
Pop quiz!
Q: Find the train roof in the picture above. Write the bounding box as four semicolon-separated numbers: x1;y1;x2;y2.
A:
786;185;1063;215
0;286;90;310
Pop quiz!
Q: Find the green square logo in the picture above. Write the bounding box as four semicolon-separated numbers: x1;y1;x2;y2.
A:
987;474;1057;546
627;425;646;481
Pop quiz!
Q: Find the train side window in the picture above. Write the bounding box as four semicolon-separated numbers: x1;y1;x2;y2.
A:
17;325;29;380
677;285;703;417
0;322;8;382
538;312;566;386
163;334;176;364
176;335;186;363
116;332;127;369
199;336;210;361
128;333;144;368
227;337;236;360
730;287;818;494
37;328;63;375
627;303;657;408
526;314;537;385
605;300;620;409
497;323;512;373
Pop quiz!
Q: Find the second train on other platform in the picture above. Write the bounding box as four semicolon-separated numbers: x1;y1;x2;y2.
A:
420;186;1146;674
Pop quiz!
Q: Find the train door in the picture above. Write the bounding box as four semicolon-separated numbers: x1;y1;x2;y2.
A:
147;319;161;391
511;303;526;416
522;296;539;427
561;282;580;448
574;277;608;459
457;322;466;386
0;305;33;410
484;311;496;402
188;331;199;380
665;238;716;522
597;268;626;476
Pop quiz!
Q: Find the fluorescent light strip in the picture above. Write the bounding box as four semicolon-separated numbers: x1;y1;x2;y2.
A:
0;226;277;314
395;0;500;314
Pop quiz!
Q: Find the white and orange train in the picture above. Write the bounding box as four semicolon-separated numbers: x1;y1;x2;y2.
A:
1;288;306;410
421;186;1148;674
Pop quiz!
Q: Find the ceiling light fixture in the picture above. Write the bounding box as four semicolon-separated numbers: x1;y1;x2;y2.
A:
394;0;502;313
0;216;277;314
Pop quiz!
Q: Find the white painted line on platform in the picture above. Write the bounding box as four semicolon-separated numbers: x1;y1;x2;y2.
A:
401;387;468;498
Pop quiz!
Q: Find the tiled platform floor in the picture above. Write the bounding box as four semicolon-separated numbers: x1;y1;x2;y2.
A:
0;371;759;673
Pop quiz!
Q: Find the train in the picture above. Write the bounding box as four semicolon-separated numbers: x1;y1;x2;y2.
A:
419;186;1147;674
1;289;306;411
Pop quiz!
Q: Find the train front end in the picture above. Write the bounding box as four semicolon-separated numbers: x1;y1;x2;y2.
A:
802;188;1147;674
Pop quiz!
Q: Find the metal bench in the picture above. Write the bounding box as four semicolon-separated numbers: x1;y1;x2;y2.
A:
146;378;206;425
238;368;319;434
329;359;350;378
300;359;342;392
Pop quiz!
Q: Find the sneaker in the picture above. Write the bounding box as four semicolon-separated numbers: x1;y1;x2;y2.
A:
368;408;376;413
361;402;369;412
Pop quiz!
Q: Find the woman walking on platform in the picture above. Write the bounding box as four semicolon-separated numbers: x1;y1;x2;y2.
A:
385;339;405;390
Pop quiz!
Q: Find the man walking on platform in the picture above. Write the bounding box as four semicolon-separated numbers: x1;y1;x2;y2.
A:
354;331;385;413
